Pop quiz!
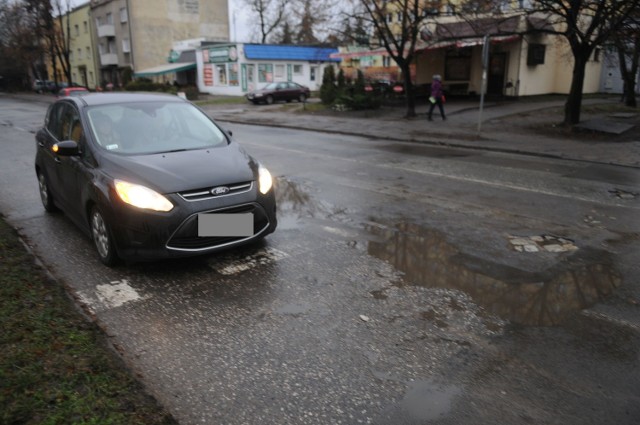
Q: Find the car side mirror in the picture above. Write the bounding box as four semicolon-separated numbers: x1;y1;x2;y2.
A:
52;140;80;156
226;129;233;137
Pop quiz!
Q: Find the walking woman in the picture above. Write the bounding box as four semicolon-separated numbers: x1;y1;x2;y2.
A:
427;74;446;121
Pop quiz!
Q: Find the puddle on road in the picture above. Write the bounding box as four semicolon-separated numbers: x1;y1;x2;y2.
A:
366;222;621;326
273;177;621;326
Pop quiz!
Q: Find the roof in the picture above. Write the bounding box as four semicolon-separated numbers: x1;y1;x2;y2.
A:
134;62;196;77
243;44;340;62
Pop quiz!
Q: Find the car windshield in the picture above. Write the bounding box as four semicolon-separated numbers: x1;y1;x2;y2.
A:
86;101;227;155
263;83;279;90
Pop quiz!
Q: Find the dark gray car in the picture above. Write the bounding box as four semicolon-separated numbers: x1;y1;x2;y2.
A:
35;92;277;265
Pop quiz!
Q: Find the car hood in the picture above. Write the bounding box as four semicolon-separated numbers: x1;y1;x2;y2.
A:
99;142;257;194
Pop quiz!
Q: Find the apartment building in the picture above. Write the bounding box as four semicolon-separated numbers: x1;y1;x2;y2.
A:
67;2;99;89
89;0;229;88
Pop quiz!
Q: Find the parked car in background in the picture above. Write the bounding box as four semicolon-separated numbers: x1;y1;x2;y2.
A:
57;86;89;97
33;80;47;93
34;93;277;265
246;82;310;105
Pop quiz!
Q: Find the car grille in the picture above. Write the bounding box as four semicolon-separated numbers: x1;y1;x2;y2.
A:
178;181;253;202
166;203;271;251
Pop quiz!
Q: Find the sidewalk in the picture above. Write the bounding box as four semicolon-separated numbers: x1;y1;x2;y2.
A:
201;96;640;169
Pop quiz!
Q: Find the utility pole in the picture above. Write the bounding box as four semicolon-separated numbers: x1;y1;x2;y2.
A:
477;34;490;136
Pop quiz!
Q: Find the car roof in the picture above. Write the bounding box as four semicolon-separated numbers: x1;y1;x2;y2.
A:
64;92;187;108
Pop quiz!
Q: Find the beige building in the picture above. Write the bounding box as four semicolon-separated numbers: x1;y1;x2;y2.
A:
66;2;99;89
333;1;603;98
89;0;229;88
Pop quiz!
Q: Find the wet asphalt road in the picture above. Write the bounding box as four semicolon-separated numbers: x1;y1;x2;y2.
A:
1;97;639;424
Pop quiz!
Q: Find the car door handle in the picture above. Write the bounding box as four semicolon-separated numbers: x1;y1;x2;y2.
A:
54;157;61;164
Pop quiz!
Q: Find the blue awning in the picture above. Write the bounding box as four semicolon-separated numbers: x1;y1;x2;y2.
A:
244;44;340;62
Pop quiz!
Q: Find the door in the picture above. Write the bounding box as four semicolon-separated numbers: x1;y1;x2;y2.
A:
54;103;88;224
487;53;507;96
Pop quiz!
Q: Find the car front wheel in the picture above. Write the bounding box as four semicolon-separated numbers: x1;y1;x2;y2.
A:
37;172;57;212
265;95;274;105
298;94;306;102
90;206;119;266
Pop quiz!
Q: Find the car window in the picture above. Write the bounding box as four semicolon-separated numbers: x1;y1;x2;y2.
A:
263;83;278;90
86;101;227;155
277;83;287;90
46;103;66;140
59;104;81;142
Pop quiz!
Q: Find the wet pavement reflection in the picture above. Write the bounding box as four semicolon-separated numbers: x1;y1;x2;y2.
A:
366;222;621;326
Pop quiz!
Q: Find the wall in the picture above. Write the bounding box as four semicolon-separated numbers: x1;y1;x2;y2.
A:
129;0;229;72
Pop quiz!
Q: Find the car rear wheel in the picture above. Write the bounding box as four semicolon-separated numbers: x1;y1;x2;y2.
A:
298;94;306;102
90;206;119;266
265;95;274;105
37;172;57;212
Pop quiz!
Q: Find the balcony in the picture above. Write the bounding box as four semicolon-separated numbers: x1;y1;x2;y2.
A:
97;24;115;38
100;53;118;66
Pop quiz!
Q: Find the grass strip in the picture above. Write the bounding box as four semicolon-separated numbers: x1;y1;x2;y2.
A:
0;216;176;425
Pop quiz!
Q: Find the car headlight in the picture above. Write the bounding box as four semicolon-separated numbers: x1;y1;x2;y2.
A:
255;93;263;97
258;166;273;194
114;180;174;212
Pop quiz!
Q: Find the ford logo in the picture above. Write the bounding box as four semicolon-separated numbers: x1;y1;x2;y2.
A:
211;186;230;196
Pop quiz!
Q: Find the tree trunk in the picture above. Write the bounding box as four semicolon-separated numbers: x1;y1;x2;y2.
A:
564;54;588;125
399;61;416;118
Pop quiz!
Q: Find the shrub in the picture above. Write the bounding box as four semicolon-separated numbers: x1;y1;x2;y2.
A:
320;65;338;105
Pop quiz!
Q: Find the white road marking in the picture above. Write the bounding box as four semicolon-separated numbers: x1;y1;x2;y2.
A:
77;279;146;313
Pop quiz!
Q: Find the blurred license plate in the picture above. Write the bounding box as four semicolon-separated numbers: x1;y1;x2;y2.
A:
198;213;253;237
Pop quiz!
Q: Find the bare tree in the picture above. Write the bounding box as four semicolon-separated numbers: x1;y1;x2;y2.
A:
612;14;640;107
348;0;438;118
244;0;287;43
52;0;72;84
0;0;43;89
527;0;640;125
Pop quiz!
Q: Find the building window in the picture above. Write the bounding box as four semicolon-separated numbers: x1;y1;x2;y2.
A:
387;14;393;23
258;64;273;82
216;64;227;85
293;64;303;76
95;17;102;27
592;48;601;62
106;12;113;25
77;48;82;60
83;21;88;33
86;46;91;58
310;66;318;81
274;64;285;80
397;12;403;22
383;56;392;67
74;24;79;36
445;48;472;80
120;7;128;23
122;38;130;53
527;44;546;65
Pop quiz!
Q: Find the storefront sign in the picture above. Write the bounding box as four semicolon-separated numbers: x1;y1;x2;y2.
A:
208;46;238;63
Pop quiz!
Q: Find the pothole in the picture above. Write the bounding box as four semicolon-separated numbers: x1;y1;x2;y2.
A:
609;188;638;200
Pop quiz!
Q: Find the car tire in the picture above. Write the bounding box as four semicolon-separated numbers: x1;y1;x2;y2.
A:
37;172;58;212
265;95;274;105
90;206;119;266
298;94;306;103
